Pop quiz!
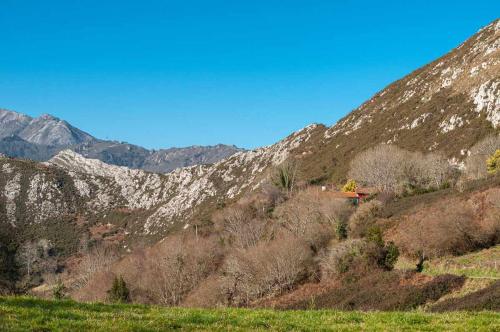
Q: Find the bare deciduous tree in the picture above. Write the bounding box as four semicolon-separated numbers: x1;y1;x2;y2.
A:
18;241;38;277
215;206;267;249
465;135;500;180
141;236;222;306
274;188;353;251
348;144;452;194
221;234;313;306
74;245;119;289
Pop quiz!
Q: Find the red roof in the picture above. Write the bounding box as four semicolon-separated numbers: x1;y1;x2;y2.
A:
323;191;359;199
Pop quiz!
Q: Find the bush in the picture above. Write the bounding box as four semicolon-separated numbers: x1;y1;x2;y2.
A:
107;276;130;303
362;224;399;273
274;188;353;252
366;226;384;247
319;239;368;279
348;200;383;238
342;179;357;193
320;234;399;280
182;276;227;308
221;234;313;306
465;135;500;180
214;206;267;249
335;221;348;240
348;144;451;195
389;193;500;258
487;150;500;174
140;236;222;306
53;279;66;300
73;244;119;289
383;242;400;271
271;160;298;194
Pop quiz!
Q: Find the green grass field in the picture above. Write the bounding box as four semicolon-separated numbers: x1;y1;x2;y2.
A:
0;297;499;331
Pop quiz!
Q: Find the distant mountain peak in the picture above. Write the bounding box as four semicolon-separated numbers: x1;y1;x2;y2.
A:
0;108;244;172
38;113;58;120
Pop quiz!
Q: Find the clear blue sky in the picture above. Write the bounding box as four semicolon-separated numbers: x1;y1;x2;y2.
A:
0;1;498;149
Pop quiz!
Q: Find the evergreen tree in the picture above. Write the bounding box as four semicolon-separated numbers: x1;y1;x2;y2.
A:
53;279;66;300
107;276;130;303
486;149;500;174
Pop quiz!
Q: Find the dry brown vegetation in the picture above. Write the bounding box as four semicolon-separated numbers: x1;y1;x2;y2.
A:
70;177;499;309
64;143;500;311
465;135;500;180
348;144;453;195
348;200;383;238
273;188;353;251
258;270;465;311
389;188;500;259
72;245;119;290
220;234;314;306
430;280;500;312
69;185;357;306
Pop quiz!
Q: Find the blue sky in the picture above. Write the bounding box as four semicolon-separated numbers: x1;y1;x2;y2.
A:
0;1;498;149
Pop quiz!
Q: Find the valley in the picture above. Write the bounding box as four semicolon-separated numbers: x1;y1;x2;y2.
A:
0;15;499;332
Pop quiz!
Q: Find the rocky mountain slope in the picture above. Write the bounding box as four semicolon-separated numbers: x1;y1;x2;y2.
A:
0;109;242;173
0;111;94;147
1;19;499;247
0;124;320;242
295;19;499;183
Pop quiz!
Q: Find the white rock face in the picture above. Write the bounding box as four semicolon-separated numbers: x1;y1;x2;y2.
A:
323;19;499;144
439;115;464;133
471;80;500;128
45;124;319;234
4;172;21;226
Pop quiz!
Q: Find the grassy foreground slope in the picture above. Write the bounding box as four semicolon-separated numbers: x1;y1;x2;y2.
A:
0;297;499;332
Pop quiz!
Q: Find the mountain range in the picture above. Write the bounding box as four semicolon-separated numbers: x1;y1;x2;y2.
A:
0;109;242;173
0;19;499;245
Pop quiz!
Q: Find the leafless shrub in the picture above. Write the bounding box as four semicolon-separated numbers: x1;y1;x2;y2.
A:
319;239;368;280
72;271;116;303
140;235;222;306
390;196;499;259
261;182;287;207
182;275;227;308
348;144;452;194
465;135;500;180
348;200;383;238
73;245;119;289
214;204;268;249
274;188;353;251
221;234;313;306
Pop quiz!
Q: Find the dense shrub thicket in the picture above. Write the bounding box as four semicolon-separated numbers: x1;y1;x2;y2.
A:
348;144;452;195
389;188;500;259
465;135;500;180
